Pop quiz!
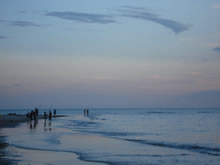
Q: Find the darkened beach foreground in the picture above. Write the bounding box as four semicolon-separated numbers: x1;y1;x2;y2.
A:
0;114;35;164
0;114;66;127
0;113;67;165
0;114;31;164
0;110;108;165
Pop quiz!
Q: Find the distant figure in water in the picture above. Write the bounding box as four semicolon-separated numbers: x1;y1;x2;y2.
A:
30;111;33;120
53;109;56;116
49;110;52;120
44;112;47;120
33;111;37;120
84;109;89;116
26;112;30;118
35;107;39;116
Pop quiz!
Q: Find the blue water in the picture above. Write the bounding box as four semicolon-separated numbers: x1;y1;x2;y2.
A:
1;108;220;165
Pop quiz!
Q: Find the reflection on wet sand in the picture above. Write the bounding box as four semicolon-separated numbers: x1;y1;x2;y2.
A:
29;120;38;130
44;118;52;131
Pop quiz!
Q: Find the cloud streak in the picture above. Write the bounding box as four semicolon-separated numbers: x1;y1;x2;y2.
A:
10;21;41;27
0;20;42;27
117;7;189;34
0;35;7;39
46;11;116;24
45;8;189;33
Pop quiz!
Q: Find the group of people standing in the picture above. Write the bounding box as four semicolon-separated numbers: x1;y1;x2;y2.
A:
26;108;57;121
84;109;89;116
44;109;56;120
26;107;39;120
26;108;57;130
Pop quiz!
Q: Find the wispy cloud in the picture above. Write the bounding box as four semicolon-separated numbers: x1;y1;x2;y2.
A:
0;19;42;27
10;21;41;27
213;46;220;52
116;7;189;34
46;11;116;24
0;19;7;23
0;35;7;39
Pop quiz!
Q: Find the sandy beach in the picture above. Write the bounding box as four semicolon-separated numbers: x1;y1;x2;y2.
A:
0;114;66;128
0;114;82;165
0;113;107;165
1;109;220;165
0;114;29;164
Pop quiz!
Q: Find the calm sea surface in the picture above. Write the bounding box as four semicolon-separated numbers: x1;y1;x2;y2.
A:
0;108;220;165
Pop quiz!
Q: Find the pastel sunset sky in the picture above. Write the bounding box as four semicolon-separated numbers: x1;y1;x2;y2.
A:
0;0;220;108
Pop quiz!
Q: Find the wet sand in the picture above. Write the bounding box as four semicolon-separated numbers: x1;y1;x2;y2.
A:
0;114;106;165
0;114;66;127
0;115;26;164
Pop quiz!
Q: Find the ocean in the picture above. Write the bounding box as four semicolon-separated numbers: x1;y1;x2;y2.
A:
0;108;220;165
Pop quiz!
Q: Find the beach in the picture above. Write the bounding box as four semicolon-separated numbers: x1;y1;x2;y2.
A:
0;108;220;165
0;113;106;165
0;114;27;165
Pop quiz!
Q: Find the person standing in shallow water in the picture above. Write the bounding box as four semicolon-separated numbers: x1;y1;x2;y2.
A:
53;109;56;117
30;111;33;120
44;112;47;120
35;107;39;116
49;110;52;120
83;109;89;117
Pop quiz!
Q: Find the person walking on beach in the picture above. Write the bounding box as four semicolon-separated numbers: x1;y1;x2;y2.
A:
35;107;39;116
84;109;89;116
26;112;30;118
49;110;52;120
30;111;33;120
53;109;56;117
44;112;47;120
33;111;37;120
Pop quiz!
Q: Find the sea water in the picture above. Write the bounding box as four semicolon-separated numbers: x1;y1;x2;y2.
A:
0;108;220;165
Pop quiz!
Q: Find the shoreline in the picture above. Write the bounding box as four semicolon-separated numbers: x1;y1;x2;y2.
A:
0;115;25;165
0;114;67;128
0;114;67;165
0;114;107;165
0;136;13;165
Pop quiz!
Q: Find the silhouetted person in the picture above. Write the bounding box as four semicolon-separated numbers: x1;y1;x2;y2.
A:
26;112;30;118
30;111;33;120
87;109;89;116
35;107;39;116
33;111;37;120
44;112;47;120
49;111;52;120
53;109;56;116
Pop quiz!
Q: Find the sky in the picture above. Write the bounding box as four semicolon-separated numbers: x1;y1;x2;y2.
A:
0;0;220;109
